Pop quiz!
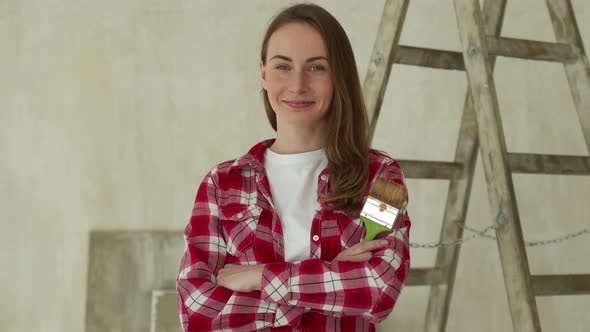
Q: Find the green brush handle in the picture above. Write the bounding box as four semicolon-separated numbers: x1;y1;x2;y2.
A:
361;215;391;241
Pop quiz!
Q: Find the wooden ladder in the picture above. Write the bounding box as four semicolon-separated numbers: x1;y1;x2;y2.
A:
363;0;590;331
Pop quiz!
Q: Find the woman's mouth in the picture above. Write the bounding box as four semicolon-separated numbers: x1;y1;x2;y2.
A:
284;100;315;109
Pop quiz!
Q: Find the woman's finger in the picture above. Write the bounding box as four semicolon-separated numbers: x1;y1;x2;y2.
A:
332;239;388;263
349;252;372;262
222;264;241;269
334;251;373;262
349;239;388;255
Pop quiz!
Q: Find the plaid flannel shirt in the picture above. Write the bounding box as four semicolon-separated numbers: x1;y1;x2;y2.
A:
176;139;411;331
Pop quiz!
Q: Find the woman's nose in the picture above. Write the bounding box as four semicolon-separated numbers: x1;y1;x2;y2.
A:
288;71;308;94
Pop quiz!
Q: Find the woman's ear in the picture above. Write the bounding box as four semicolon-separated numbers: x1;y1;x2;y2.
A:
260;62;266;90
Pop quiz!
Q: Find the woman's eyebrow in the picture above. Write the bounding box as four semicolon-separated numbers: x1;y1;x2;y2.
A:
269;55;328;62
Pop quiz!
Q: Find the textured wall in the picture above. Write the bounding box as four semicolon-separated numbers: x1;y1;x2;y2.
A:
1;0;589;331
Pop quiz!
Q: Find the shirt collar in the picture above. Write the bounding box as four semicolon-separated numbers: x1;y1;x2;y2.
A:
229;138;348;215
228;138;275;173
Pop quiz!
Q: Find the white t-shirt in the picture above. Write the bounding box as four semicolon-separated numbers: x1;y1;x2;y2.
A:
263;147;328;262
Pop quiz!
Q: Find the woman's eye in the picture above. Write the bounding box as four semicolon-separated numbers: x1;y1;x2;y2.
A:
274;64;325;72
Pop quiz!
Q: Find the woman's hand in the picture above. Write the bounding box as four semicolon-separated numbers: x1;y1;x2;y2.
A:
332;239;389;263
216;264;265;292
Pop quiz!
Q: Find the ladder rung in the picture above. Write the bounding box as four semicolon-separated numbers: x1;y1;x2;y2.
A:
395;46;465;71
398;160;463;179
398;154;590;179
487;36;577;63
532;274;590;296
509;153;590;175
407;267;446;286
393;37;575;71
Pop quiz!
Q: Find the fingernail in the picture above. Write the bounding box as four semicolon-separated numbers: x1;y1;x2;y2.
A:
381;240;388;246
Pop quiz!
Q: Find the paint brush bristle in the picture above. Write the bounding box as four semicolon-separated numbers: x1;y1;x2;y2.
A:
368;177;407;209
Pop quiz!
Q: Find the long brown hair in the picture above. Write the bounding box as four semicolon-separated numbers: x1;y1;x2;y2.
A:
260;3;370;216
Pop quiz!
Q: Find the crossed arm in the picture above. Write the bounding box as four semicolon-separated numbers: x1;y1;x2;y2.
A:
176;171;411;331
216;239;390;292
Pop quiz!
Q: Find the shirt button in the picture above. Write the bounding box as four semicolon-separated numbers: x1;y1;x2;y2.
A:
321;175;327;181
236;213;243;218
312;235;320;242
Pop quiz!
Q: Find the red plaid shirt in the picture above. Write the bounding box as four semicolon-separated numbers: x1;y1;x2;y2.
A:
176;139;411;331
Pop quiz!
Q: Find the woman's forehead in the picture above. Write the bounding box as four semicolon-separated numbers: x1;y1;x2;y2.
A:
267;23;328;60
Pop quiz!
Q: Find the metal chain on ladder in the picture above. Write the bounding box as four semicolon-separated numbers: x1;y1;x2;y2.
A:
410;222;590;248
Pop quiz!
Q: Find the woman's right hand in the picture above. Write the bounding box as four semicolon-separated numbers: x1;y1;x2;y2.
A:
332;239;389;263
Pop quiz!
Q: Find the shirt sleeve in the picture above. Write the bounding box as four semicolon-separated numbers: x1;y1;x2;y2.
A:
176;172;304;331
259;160;411;324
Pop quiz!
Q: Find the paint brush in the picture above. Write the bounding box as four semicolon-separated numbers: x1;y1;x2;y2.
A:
360;177;408;241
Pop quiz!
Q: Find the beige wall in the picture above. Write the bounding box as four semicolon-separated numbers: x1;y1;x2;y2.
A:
2;0;589;331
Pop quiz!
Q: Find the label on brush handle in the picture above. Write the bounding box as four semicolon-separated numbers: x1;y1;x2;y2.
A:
360;197;400;228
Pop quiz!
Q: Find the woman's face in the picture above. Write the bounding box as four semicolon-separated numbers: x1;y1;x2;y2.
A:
261;22;334;130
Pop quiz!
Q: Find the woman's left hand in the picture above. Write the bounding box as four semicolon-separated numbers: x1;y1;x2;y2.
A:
216;264;265;292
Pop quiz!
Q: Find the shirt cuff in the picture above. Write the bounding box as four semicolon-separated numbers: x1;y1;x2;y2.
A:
261;262;292;304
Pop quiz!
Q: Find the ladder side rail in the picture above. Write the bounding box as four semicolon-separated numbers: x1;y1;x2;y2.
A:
546;0;590;150
363;0;410;143
453;0;542;331
424;1;507;331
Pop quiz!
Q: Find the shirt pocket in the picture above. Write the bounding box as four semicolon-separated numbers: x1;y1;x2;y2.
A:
219;203;262;257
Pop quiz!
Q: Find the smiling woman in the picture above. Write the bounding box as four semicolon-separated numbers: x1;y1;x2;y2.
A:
261;23;334;133
176;3;411;332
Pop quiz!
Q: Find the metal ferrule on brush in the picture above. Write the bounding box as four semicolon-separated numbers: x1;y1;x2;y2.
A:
360;196;405;229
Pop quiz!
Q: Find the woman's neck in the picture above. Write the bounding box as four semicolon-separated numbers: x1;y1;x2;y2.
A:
270;123;326;154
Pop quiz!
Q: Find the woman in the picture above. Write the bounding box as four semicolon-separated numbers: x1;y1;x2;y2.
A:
176;3;411;331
